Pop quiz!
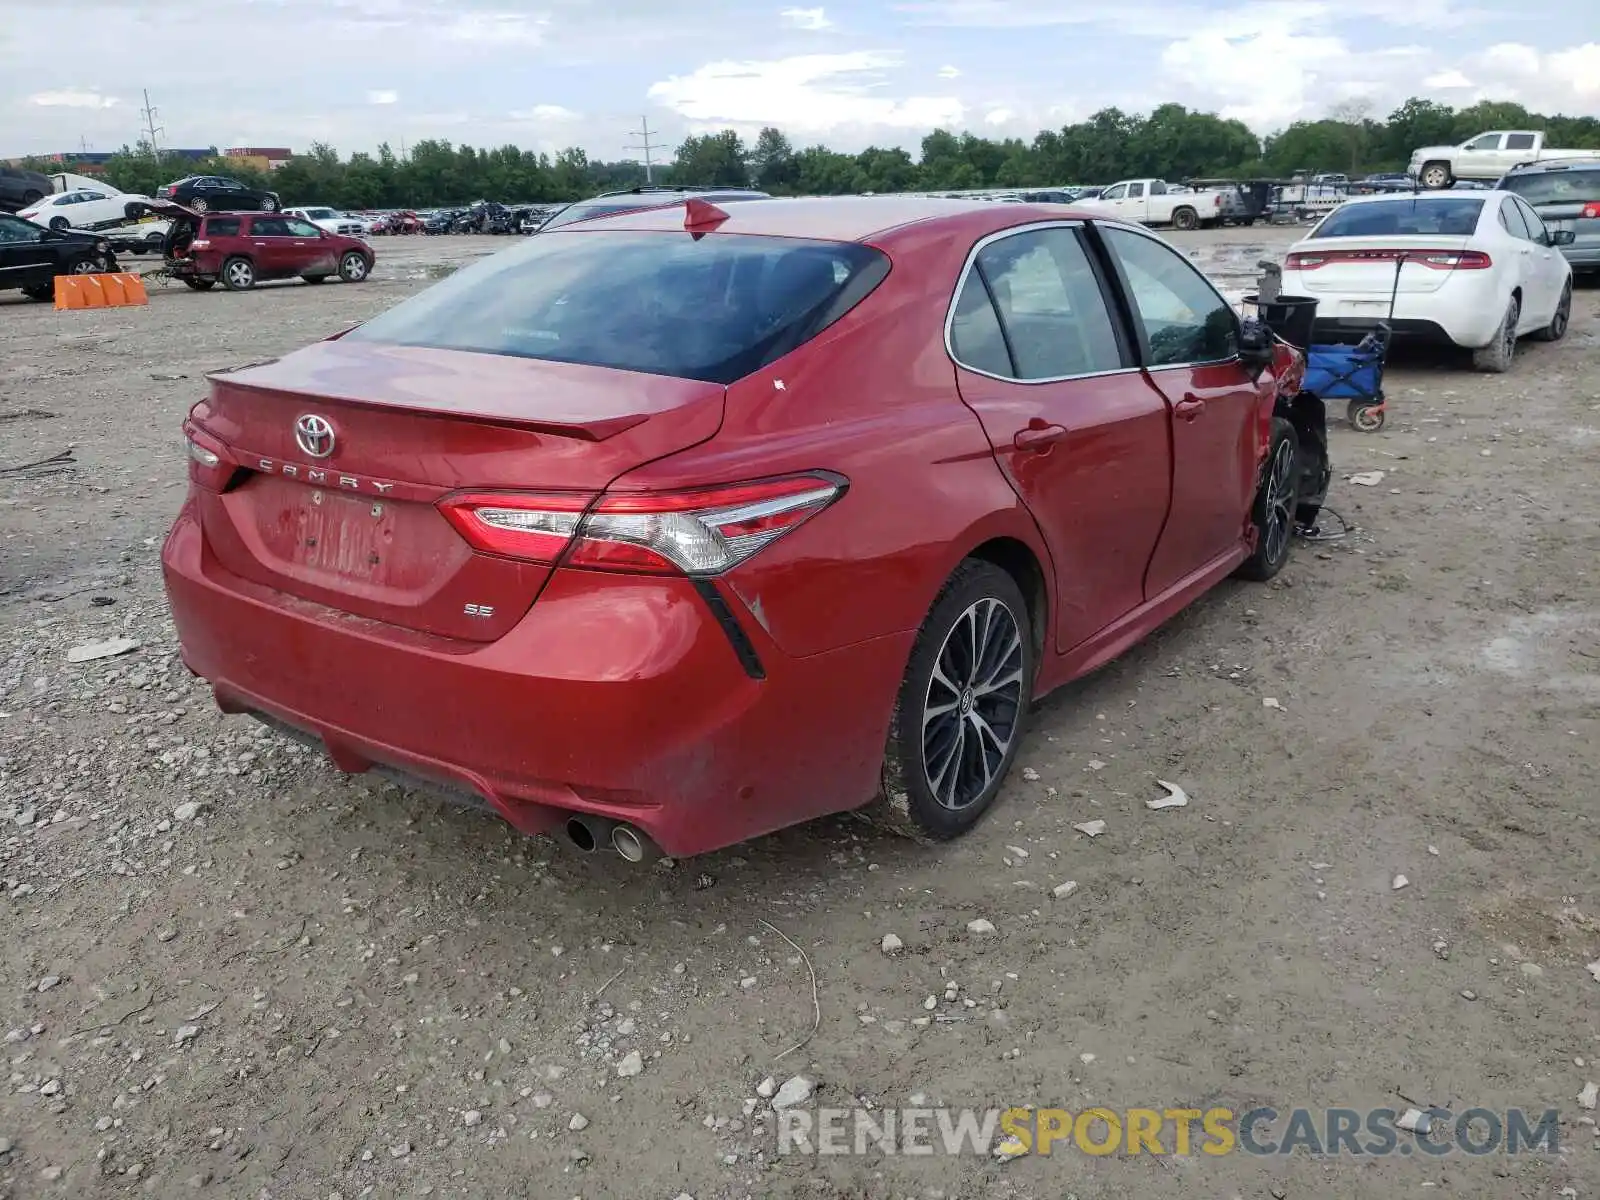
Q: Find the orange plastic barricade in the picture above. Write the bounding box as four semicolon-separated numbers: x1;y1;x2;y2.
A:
54;273;150;310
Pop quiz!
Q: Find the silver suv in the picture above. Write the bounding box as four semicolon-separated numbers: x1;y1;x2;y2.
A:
1497;158;1600;276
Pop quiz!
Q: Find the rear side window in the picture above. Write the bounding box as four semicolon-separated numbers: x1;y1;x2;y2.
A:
346;231;889;385
1501;167;1600;206
1101;226;1237;367
203;217;241;237
1313;198;1484;238
949;227;1124;380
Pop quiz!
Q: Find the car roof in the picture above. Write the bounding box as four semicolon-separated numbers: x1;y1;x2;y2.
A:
1504;157;1600;175
561;195;1101;242
1331;190;1504;206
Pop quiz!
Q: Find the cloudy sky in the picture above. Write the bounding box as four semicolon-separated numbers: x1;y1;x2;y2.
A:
3;0;1597;162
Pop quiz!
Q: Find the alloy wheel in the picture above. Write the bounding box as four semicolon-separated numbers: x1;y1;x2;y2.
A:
922;597;1025;810
71;259;101;275
1262;436;1297;565
226;260;253;288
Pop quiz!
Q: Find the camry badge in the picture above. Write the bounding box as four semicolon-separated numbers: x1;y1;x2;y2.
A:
294;413;336;459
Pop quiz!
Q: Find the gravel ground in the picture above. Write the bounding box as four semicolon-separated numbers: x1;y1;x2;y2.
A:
2;229;1599;1200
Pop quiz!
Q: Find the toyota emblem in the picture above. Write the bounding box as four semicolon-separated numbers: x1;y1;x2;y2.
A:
294;414;336;459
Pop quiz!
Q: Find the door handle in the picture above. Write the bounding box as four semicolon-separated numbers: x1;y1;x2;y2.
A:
1174;395;1206;421
1014;421;1069;451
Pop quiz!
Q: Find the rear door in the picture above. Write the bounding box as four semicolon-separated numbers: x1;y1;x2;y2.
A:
1125;181;1149;223
1095;223;1261;596
1510;196;1568;320
948;222;1173;652
246;215;299;277
1496;198;1558;324
1501;132;1539;173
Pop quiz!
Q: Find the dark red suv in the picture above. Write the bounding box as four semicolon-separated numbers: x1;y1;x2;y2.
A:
171;212;374;291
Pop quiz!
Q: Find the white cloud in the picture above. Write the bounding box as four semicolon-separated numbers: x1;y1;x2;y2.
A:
648;52;964;131
509;104;579;120
366;89;399;104
1423;69;1472;88
28;88;122;109
937;64;962;78
779;6;833;29
983;107;1013;125
445;12;548;45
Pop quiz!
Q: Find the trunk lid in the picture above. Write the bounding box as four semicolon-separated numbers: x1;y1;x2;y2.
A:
190;340;725;641
1289;236;1475;296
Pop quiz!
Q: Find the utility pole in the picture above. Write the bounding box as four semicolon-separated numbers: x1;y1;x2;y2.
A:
139;89;163;163
625;116;663;184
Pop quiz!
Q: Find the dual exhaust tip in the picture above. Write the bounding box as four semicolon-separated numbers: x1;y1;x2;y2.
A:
565;813;658;864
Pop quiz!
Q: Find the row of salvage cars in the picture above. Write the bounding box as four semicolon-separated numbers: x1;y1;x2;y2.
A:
0;198;374;300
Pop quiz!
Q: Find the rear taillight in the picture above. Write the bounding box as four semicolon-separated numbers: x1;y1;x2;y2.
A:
1286;249;1490;270
439;473;846;575
189;239;211;251
1582;202;1600;219
183;424;236;491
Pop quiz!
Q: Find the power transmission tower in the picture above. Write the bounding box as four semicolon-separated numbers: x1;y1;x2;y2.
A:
625;116;663;184
139;89;164;163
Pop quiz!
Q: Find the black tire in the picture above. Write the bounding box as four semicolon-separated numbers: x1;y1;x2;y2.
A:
1419;162;1452;190
302;275;328;284
1242;217;1257;227
338;252;370;283
220;256;256;291
260;195;279;212
1171;206;1199;232
125;245;144;256
21;283;54;302
1471;295;1519;373
869;560;1034;842
183;278;216;291
21;190;43;206
191;197;209;213
1530;280;1571;343
48;216;69;232
1236;417;1300;582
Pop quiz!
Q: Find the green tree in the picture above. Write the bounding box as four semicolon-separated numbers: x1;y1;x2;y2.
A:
749;127;799;192
673;131;749;186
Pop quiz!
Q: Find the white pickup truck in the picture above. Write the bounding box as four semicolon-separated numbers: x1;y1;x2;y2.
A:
1409;131;1593;190
1069;179;1228;230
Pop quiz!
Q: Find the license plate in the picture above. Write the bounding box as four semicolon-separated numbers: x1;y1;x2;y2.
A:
291;489;396;582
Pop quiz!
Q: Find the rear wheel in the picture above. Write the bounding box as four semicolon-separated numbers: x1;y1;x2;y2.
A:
260;196;279;212
869;560;1034;842
220;256;256;291
1419;162;1452;190
1530;281;1571;343
191;197;209;213
21;190;43;206
70;257;102;275
21;283;53;301
48;216;69;232
1471;296;1519;373
1236;418;1300;582
338;252;370;282
1171;206;1199;232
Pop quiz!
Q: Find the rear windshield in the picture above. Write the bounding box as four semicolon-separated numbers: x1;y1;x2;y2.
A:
1313;197;1485;238
203;217;241;236
1500;167;1600;207
346;230;890;384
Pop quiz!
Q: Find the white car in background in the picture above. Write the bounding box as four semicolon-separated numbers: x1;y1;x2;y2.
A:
17;184;151;231
1281;190;1574;372
285;206;366;236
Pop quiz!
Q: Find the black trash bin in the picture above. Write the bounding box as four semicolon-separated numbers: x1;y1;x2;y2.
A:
1244;293;1319;349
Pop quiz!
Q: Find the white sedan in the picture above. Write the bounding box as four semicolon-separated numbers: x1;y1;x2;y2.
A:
17;186;151;232
1281;190;1574;372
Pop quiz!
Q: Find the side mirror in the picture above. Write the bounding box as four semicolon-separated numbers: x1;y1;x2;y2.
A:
1550;229;1576;247
1238;317;1276;376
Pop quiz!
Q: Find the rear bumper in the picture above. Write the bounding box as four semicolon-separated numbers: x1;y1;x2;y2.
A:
161;505;911;856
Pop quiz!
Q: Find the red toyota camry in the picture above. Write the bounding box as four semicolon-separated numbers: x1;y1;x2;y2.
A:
163;196;1329;859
